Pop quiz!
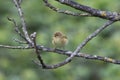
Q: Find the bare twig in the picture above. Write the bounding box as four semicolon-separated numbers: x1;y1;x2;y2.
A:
7;17;28;42
43;0;92;17
64;21;115;65
31;32;47;68
13;0;33;45
0;44;32;49
73;21;115;53
1;44;120;64
55;0;120;21
14;39;27;44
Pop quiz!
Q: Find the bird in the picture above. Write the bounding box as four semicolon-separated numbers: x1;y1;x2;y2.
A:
52;31;68;49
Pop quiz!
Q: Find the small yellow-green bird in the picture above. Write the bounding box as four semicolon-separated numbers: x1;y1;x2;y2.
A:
52;31;68;49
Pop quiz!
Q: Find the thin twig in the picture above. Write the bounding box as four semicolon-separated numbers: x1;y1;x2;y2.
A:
14;39;27;44
1;44;120;64
0;44;32;49
13;0;33;45
65;21;115;64
31;32;47;68
43;0;92;17
7;17;28;42
55;0;120;21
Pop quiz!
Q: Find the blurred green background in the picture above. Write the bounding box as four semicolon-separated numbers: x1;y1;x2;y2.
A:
0;0;120;80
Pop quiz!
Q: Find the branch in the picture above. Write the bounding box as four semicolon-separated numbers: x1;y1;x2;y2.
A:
31;32;47;68
7;17;28;43
43;0;92;17
13;0;33;45
0;44;32;49
1;44;120;65
13;39;27;44
36;45;120;64
63;20;115;65
53;0;120;21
